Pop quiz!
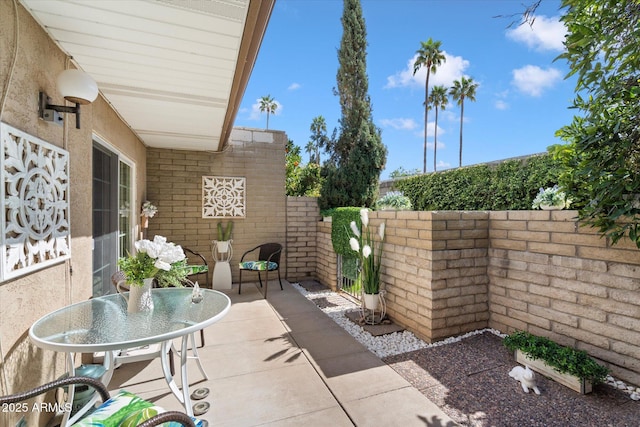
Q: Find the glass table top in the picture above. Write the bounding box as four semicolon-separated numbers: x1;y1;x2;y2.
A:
30;288;231;352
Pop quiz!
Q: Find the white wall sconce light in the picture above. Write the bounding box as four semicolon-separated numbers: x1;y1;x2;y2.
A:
39;69;99;129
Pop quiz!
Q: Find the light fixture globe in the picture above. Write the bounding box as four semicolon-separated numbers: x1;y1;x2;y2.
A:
56;69;98;105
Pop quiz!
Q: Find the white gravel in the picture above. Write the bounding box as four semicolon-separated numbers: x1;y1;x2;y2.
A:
291;282;640;401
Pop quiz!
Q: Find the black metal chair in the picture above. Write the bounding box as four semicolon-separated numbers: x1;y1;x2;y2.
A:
183;247;210;289
238;243;283;298
0;376;196;427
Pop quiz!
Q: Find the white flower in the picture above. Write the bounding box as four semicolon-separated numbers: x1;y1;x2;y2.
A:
349;237;360;252
362;245;372;258
141;201;158;218
154;259;171;271
350;221;360;237
360;209;369;227
135;236;185;264
379;222;385;240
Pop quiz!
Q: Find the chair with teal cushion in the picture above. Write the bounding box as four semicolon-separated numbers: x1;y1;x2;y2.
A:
238;243;283;298
183;248;209;289
0;376;201;427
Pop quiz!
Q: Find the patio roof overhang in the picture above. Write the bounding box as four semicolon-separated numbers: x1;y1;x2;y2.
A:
20;0;274;152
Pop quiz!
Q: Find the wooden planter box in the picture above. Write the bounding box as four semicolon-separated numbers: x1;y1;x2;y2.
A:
515;350;593;394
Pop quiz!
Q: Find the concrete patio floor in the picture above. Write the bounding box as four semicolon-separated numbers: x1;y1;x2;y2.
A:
108;280;457;426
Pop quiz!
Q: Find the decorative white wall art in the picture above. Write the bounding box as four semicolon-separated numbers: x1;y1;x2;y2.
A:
202;176;245;218
1;123;71;281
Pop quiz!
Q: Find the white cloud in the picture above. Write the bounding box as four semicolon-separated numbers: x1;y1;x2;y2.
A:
512;65;562;97
380;118;418;131
248;98;283;120
385;51;470;89
506;15;566;52
288;82;301;91
436;160;451;170
495;100;509;110
415;122;445;139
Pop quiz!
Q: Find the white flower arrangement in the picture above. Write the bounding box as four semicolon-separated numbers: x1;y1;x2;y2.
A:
532;185;572;210
118;236;187;287
141;201;158;218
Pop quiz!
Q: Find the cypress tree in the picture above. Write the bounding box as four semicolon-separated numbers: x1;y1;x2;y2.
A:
319;0;386;210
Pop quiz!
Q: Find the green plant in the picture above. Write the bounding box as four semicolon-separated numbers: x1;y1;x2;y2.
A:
117;236;187;287
330;207;361;256
376;191;412;210
531;185;572;209
395;154;564;211
347;209;385;294
503;331;609;383
217;221;233;241
554;0;640;248
318;0;386;210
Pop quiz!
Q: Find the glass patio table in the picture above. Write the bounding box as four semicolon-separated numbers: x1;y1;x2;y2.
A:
29;288;231;424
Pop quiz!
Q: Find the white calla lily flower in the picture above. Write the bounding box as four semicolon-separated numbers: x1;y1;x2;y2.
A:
350;221;360;237
349;237;360;252
360;209;369;227
362;245;372;258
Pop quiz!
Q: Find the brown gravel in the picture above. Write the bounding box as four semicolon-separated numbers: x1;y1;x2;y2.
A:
383;332;639;427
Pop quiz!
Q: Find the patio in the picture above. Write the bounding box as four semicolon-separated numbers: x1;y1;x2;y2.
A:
105;279;639;427
107;279;456;427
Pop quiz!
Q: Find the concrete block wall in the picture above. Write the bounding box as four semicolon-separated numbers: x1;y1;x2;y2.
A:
286;197;320;281
303;201;639;384
379;210;490;342
316;221;338;291
146;127;287;284
487;210;640;385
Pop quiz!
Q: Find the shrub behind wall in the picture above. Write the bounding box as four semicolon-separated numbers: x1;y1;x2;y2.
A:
397;154;564;211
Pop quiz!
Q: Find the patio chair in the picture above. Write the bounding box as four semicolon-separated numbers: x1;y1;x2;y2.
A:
0;376;199;426
238;242;283;298
183;247;209;289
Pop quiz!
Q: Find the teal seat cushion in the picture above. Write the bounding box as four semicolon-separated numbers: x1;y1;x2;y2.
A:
74;390;204;427
239;261;277;271
186;264;208;275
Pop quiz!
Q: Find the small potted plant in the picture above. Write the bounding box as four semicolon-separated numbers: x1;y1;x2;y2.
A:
531;185;572;210
503;330;609;394
214;221;233;253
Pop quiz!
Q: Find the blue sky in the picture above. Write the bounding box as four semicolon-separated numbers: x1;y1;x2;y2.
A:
233;0;575;179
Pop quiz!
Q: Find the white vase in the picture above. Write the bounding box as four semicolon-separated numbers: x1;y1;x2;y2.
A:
216;240;230;253
118;277;154;313
363;293;379;311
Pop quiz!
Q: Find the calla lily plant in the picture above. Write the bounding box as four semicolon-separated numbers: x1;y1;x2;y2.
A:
348;209;386;294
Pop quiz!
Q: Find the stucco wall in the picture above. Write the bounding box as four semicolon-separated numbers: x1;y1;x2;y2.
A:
145;128;287;285
0;3;146;425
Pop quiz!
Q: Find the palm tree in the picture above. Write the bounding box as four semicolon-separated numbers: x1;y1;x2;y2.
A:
427;85;448;172
449;77;478;167
308;115;328;165
259;95;278;129
413;38;446;173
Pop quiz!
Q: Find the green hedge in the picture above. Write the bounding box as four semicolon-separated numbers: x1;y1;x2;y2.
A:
396;154;564;211
326;207;362;256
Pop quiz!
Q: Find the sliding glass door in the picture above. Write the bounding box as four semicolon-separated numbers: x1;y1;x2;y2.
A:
92;141;134;297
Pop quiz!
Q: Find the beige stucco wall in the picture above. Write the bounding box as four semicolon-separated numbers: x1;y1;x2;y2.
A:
0;3;146;425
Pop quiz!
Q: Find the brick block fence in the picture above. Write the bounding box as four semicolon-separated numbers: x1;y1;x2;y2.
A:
285;197;640;385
